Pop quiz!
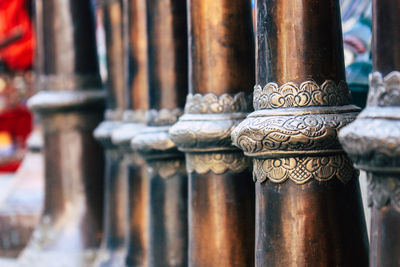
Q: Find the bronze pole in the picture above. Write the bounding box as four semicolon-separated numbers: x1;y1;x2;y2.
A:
110;0;150;266
340;0;400;266
170;0;255;266
131;1;188;266
93;0;128;266
232;0;369;266
19;0;105;266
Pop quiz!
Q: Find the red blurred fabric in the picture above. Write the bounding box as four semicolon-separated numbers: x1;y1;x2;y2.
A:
0;0;34;70
0;105;32;172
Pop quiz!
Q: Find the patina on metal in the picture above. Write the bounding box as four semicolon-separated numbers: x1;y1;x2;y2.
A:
130;1;188;265
231;0;369;266
169;0;255;266
92;0;128;266
109;0;150;266
339;0;400;266
18;0;105;266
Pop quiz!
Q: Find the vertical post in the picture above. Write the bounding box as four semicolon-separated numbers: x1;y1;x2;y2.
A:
110;0;150;266
232;0;369;266
93;0;128;266
340;0;400;266
169;0;255;266
130;0;188;266
19;0;105;266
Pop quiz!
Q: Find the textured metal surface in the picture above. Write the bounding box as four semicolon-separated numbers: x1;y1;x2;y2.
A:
18;0;105;266
232;0;369;266
169;0;255;266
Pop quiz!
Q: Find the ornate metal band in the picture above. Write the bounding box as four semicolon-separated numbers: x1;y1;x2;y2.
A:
232;106;358;158
170;92;252;152
339;72;400;172
253;80;351;110
170;92;253;174
131;125;180;159
233;79;358;184
253;155;357;184
186;152;250;175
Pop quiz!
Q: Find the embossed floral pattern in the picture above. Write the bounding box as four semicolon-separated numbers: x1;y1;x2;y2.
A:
253;80;351;110
253;155;356;184
184;92;252;114
186;152;251;175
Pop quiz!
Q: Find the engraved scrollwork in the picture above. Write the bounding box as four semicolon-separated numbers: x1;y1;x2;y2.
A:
368;174;400;212
184;92;252;114
232;111;356;156
253;80;351;110
186;152;251;175
368;71;400;107
253;154;356;184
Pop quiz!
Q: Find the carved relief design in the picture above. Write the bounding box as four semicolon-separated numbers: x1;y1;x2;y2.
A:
253;80;351;110
368;71;400;107
131;127;179;157
253;154;356;184
232;111;356;156
368;174;400;212
186;152;251;175
147;108;183;126
169;117;241;151
147;159;187;179
339;118;400;171
184;92;252;114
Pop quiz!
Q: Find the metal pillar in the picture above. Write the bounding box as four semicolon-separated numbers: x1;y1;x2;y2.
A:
110;0;150;266
19;0;105;266
169;0;255;266
93;0;128;266
340;0;400;266
130;0;188;266
232;0;369;266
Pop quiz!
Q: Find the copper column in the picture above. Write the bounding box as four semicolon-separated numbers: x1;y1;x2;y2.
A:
232;0;369;266
170;0;255;266
19;0;105;266
131;0;188;266
93;0;128;266
340;0;400;266
110;0;150;266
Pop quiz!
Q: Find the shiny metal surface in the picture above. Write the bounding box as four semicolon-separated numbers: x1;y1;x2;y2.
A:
147;0;187;110
169;0;256;266
128;0;149;111
189;171;255;266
